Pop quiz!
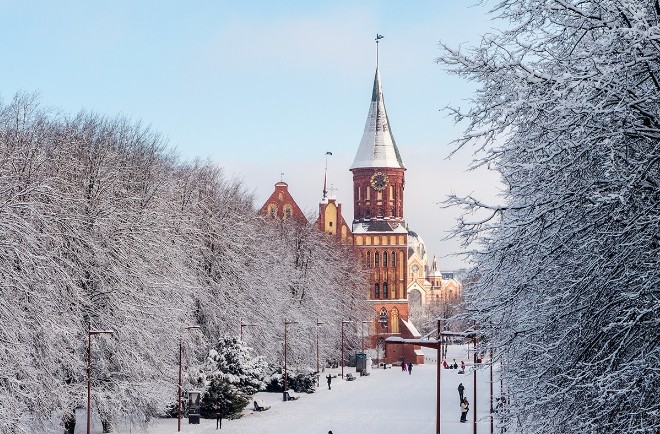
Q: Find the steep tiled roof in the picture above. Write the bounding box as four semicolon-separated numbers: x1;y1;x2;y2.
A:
350;69;405;170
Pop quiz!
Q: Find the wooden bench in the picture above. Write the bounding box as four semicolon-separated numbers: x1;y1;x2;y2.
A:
253;400;271;411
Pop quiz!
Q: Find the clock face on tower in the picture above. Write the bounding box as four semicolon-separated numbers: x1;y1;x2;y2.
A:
370;172;389;191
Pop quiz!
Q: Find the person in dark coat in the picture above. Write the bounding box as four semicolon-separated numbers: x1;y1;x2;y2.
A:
408;363;413;374
215;403;223;429
326;374;332;390
458;383;465;401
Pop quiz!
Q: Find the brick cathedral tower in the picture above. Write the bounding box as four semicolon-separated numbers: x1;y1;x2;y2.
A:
351;44;423;364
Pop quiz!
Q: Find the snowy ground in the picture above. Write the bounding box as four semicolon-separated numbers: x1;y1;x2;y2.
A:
74;345;500;434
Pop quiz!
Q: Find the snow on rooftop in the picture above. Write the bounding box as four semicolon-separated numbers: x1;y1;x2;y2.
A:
401;317;421;338
350;69;405;170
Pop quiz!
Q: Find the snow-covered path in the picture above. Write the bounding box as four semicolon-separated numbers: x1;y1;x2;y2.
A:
77;345;500;434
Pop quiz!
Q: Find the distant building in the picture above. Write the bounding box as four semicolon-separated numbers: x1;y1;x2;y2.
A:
259;59;463;365
258;181;308;226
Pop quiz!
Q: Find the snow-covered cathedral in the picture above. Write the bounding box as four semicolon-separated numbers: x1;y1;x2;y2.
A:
259;56;462;365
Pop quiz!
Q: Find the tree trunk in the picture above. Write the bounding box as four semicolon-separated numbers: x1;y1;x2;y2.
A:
62;410;75;434
102;418;112;433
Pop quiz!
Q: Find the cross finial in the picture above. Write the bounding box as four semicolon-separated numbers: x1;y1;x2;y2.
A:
328;184;338;198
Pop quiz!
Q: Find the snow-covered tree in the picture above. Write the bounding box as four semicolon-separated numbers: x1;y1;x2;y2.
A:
189;337;267;418
437;1;660;433
0;93;370;433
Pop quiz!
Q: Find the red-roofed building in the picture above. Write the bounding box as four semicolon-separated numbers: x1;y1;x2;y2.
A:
258;182;308;225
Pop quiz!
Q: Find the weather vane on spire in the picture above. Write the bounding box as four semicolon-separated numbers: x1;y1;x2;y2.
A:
375;34;384;68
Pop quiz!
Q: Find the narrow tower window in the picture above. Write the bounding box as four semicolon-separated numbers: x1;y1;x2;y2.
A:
391;307;400;333
383;282;388;299
375;252;379;266
375;283;380;299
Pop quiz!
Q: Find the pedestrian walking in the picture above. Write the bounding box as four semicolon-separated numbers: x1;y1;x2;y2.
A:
458;383;465;401
408;363;413;375
215;403;223;430
402;360;407;372
326;374;332;390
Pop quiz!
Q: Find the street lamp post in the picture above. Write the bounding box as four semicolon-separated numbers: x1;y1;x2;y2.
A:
437;319;442;434
87;328;114;434
240;319;257;342
490;348;494;434
361;320;370;354
341;320;353;378
316;319;324;386
178;326;201;432
473;332;478;434
284;320;298;400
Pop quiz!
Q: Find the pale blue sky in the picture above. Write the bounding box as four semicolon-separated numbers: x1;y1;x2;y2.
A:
1;1;502;269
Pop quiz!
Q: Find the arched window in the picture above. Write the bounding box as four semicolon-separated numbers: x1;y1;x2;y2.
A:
374;283;380;299
383;252;388;267
375;252;379;266
366;251;371;267
412;264;420;279
391;307;400;333
378;307;388;328
383;282;388;299
391;251;396;267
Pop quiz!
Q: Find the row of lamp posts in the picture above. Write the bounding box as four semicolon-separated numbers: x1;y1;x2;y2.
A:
87;318;372;434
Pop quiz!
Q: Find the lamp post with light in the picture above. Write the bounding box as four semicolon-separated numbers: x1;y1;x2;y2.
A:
240;319;257;342
316;319;324;386
178;326;201;432
284;320;298;400
87;327;114;434
341;320;353;378
360;320;371;354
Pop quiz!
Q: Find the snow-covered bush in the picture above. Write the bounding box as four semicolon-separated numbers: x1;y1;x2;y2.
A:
191;337;266;418
263;366;317;394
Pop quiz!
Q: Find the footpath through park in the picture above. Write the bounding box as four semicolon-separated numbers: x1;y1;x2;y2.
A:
77;345;499;434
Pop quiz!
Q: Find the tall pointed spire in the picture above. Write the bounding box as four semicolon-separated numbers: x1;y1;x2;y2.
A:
350;37;405;170
322;151;332;200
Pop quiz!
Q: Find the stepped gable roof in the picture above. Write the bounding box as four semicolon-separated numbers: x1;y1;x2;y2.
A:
350;69;405;170
258;181;308;225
